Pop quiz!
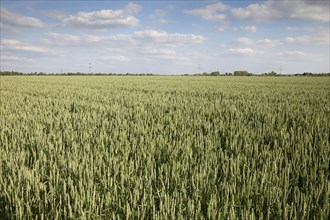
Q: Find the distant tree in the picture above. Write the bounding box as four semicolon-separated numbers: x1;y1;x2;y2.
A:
263;71;277;76
210;71;220;76
234;70;251;76
0;71;23;75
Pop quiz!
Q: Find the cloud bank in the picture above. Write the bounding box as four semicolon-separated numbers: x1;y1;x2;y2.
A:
61;3;141;29
186;0;330;22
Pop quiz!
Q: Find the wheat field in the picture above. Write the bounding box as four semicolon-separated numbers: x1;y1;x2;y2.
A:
0;76;329;219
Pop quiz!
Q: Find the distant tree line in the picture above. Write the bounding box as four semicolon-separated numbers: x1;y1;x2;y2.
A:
191;70;330;76
1;70;329;76
0;71;155;76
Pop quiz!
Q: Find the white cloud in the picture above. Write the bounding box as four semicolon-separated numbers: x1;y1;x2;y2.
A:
1;55;34;62
46;30;205;47
234;37;281;47
227;47;253;54
234;37;254;46
47;33;81;44
1;39;50;53
62;3;141;28
286;25;329;32
285;30;329;44
45;30;205;49
133;29;206;61
85;34;132;43
184;2;228;21
277;50;305;56
142;48;176;56
286;26;299;31
285;37;298;44
104;55;130;62
43;30;205;63
143;50;182;61
218;25;257;32
234;31;328;48
233;25;257;32
46;32;133;45
256;38;281;47
230;2;279;21
134;29;206;44
185;1;329;22
226;47;263;55
0;7;46;29
230;0;329;22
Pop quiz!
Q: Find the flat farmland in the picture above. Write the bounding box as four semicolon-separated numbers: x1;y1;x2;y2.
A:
0;76;329;219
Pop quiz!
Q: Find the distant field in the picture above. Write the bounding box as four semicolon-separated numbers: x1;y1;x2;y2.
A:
0;76;329;219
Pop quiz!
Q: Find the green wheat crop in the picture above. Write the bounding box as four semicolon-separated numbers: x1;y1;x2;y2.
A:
0;76;329;219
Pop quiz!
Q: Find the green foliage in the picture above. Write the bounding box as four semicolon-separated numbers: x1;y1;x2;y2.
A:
210;71;220;76
233;71;251;76
263;71;278;76
0;76;329;219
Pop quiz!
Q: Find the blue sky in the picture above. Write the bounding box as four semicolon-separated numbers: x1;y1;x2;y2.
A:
1;0;329;74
